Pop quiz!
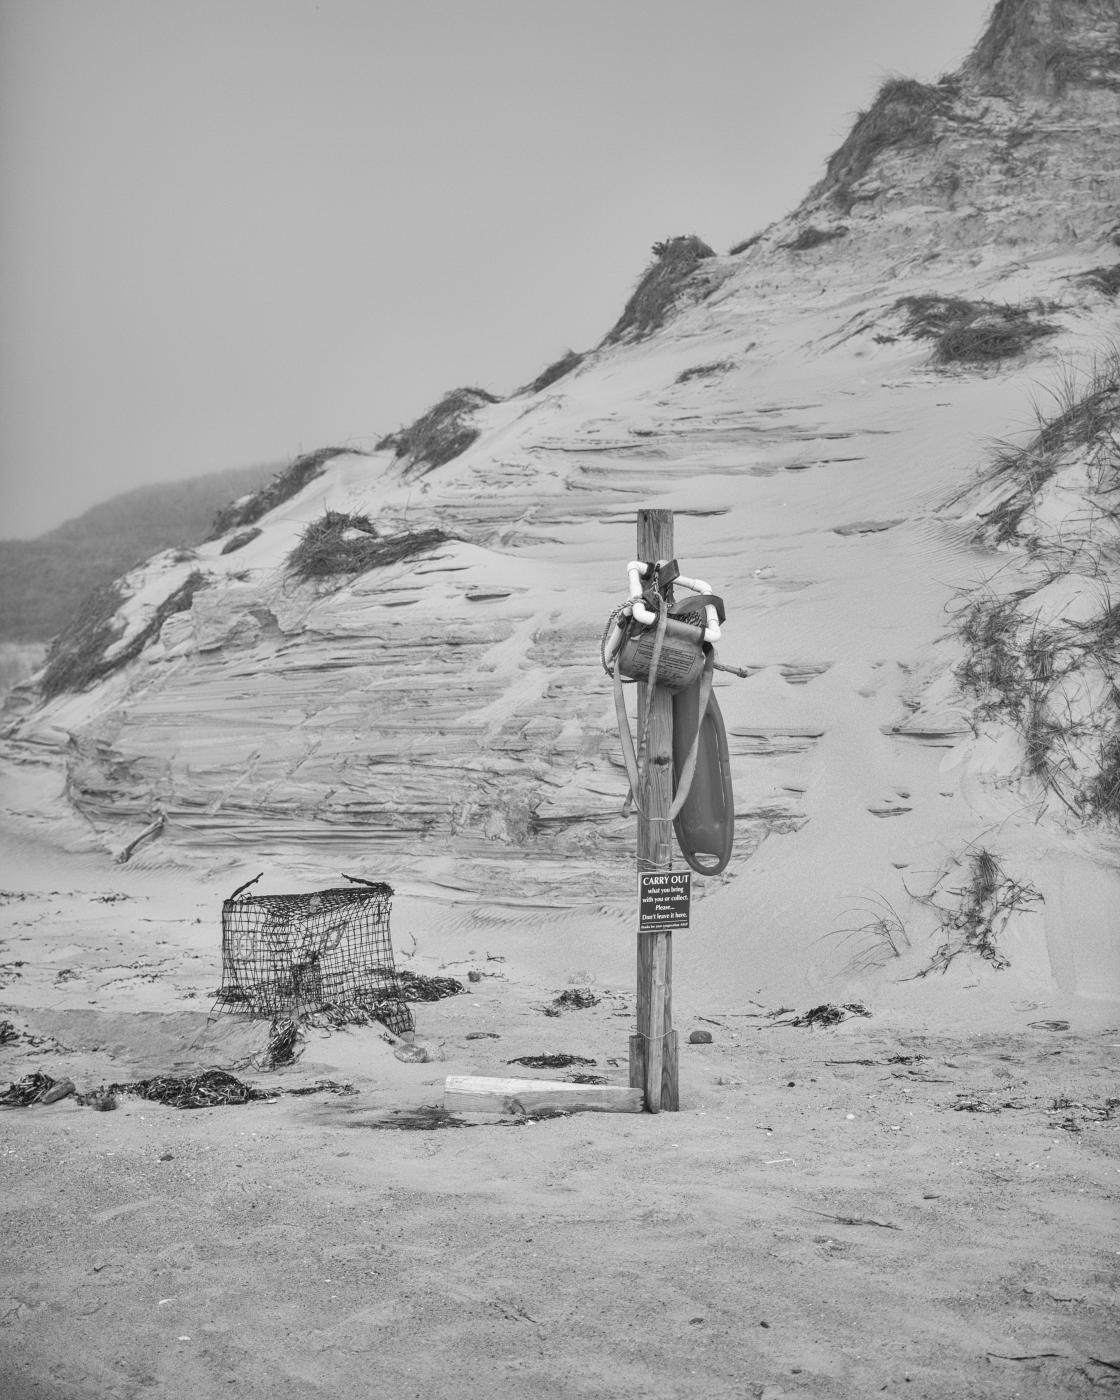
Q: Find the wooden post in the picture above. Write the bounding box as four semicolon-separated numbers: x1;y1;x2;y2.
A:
629;508;680;1113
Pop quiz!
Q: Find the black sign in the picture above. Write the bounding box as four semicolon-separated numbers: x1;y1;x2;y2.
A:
638;871;691;931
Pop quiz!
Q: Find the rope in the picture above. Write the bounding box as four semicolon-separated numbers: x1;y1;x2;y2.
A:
600;602;632;676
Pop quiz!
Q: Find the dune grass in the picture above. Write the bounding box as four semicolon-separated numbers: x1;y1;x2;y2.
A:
1079;264;1120;297
220;527;262;556
1087;732;1120;820
209;448;353;540
784;225;848;252
916;847;1041;976
729;232;763;257
982;352;1120;540
602;236;716;345
380;388;500;474
964;0;1120;96
955;580;1120;820
824;894;911;976
952;353;1120;823
955;591;1027;718
896;293;1058;364
814;77;956;209
286;510;451;582
675;359;736;385
519;349;586;396
1041;40;1120;96
40;571;208;699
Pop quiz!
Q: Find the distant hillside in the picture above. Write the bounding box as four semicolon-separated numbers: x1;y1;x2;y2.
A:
0;462;275;642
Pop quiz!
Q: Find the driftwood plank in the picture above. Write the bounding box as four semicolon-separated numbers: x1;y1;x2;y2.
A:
444;1075;643;1116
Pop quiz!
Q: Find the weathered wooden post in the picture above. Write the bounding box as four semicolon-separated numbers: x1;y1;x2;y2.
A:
629;508;680;1113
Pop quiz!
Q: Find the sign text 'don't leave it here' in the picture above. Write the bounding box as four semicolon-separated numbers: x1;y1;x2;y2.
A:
638;871;691;931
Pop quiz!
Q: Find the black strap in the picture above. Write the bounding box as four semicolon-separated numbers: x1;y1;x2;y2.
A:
672;594;726;626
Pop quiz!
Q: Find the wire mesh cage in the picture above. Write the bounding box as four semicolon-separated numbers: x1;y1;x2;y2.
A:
216;875;414;1036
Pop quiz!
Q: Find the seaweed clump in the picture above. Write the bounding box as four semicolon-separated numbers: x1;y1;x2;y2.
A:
551;988;600;1010
397;970;465;1002
107;1069;268;1110
507;1054;597;1069
602;236;717;345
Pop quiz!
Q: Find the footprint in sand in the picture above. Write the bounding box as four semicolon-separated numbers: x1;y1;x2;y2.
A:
867;789;913;818
777;661;833;685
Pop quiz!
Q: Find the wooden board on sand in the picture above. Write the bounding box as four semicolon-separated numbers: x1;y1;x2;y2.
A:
444;1075;643;1116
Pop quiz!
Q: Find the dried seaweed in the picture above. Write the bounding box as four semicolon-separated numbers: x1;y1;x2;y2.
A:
264;1018;301;1067
108;1069;269;1110
1;1072;61;1107
397;970;464;1002
507;1054;597;1069
780;1003;872;1028
952;1093;1030;1113
551;988;600;1010
283;1080;356;1097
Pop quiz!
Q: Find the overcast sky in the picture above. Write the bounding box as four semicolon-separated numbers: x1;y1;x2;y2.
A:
0;0;994;539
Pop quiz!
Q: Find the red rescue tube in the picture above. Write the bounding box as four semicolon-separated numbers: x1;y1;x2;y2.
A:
672;680;734;875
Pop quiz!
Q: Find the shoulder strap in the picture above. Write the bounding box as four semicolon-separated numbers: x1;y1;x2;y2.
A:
667;649;714;821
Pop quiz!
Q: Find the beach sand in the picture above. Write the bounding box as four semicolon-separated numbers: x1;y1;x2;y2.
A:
1;812;1117;1400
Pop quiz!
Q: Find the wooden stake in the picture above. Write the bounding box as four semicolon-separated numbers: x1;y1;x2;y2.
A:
629;508;679;1113
114;811;165;864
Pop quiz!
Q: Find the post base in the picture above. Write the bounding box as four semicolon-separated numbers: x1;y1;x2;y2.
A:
629;1030;680;1113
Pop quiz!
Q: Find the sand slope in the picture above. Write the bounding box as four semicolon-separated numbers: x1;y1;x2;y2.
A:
2;7;1120;1395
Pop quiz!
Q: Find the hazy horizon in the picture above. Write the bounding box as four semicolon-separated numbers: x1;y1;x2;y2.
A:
1;0;993;540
